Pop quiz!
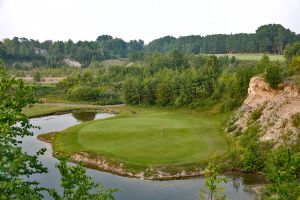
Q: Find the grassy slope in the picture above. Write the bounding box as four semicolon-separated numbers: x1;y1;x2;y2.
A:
23;104;78;117
54;107;228;169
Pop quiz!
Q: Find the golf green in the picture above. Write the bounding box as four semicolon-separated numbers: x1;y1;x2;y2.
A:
54;108;228;168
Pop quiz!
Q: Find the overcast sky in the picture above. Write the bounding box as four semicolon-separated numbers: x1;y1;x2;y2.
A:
0;0;299;44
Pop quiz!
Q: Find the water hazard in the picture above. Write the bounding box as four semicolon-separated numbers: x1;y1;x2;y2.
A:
21;110;264;200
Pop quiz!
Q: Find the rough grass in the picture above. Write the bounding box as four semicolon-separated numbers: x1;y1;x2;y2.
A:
53;107;228;169
100;59;129;67
23;104;78;117
212;53;285;62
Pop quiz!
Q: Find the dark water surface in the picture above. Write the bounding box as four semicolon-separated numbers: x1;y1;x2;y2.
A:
21;111;264;200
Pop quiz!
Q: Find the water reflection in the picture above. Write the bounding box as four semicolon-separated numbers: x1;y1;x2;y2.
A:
20;111;264;200
72;110;97;122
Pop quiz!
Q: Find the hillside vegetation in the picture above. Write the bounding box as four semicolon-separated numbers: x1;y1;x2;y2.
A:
228;76;300;146
1;24;299;68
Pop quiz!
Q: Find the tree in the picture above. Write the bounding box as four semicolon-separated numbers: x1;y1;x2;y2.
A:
264;148;300;200
256;54;270;74
33;70;41;82
284;42;300;63
200;155;227;200
288;55;300;75
168;50;188;69
142;77;157;105
122;76;143;104
264;63;283;88
155;71;175;106
49;158;118;200
0;63;47;199
0;61;117;199
256;24;296;54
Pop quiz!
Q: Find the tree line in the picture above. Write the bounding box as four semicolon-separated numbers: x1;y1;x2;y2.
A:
1;24;299;68
53;53;258;112
0;36;144;67
146;24;300;54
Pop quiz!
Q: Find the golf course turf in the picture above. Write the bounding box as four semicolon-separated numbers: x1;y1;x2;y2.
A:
53;107;228;172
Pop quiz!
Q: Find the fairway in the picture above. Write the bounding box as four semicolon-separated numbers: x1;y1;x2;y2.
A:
54;108;227;168
209;53;285;61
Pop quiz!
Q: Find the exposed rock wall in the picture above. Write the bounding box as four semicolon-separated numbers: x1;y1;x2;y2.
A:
231;76;300;144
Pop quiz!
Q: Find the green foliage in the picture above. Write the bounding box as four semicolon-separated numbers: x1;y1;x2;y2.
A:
123;76;143;104
33;84;56;97
67;86;99;101
155;75;174;106
0;62;117;199
289;56;300;75
239;124;270;172
33;70;41;82
255;24;295;54
49;54;255;111
284;42;300;63
142;77;157;105
291;113;300;128
235;66;256;97
264;63;283;88
1;24;298;68
200;155;227;200
49;158;118;200
256;54;271;73
66;85;122;105
242;141;266;172
0;65;47;199
250;107;263;122
264;148;300;200
147;24;297;54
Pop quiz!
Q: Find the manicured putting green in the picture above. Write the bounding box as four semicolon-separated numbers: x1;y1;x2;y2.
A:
54;108;228;167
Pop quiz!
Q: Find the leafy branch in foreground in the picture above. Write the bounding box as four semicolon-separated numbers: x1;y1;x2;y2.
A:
0;62;48;199
0;60;118;200
49;157;118;200
263;148;300;200
200;155;227;200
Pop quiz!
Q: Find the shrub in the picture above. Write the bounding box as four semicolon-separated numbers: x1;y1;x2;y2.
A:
264;148;300;200
264;64;283;89
66;86;123;104
292;113;300;128
251;109;262;121
34;84;56;97
248;107;264;125
243;141;265;172
67;86;99;101
288;56;300;75
33;71;41;82
227;125;237;133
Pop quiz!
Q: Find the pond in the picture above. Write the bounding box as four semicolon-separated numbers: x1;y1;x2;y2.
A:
21;110;264;200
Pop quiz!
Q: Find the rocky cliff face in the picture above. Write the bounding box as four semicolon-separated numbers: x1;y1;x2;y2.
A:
231;76;300;145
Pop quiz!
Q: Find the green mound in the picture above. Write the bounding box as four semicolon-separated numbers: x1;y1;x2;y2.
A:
54;108;228;169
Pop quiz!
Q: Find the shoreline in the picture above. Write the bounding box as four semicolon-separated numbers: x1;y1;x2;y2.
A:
35;108;209;181
33;106;265;183
37;133;265;181
38;133;207;180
